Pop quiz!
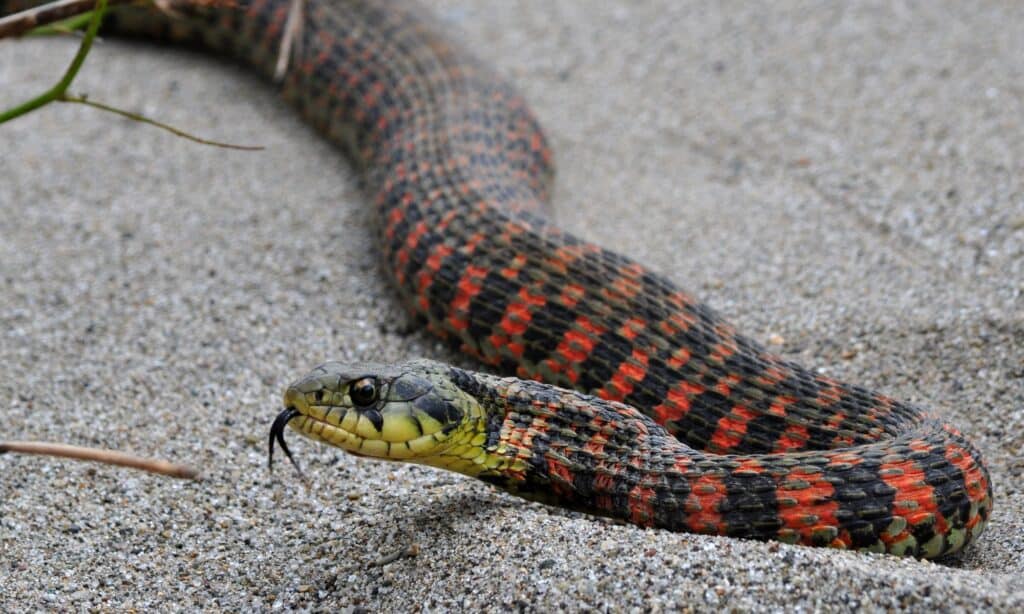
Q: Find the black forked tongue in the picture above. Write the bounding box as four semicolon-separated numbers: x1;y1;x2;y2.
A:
269;407;308;486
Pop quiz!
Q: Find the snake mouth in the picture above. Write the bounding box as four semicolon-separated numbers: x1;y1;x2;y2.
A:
287;407;455;461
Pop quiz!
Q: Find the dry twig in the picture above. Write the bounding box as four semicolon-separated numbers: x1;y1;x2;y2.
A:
274;0;304;80
0;0;129;38
0;440;201;479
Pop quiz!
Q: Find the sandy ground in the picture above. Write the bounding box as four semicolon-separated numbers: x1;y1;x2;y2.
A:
2;1;1023;611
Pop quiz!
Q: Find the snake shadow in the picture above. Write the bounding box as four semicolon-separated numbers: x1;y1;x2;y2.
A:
389;483;979;569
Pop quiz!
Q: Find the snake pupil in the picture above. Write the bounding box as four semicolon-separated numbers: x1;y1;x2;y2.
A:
349;377;379;407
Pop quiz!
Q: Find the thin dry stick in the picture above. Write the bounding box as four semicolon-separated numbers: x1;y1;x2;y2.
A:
63;94;264;150
0;440;201;479
274;0;304;81
0;0;131;38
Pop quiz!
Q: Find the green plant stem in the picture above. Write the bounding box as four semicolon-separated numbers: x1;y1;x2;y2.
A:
0;0;107;124
28;10;98;35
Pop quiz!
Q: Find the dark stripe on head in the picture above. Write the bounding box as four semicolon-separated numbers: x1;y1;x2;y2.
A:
363;409;384;433
413;394;461;424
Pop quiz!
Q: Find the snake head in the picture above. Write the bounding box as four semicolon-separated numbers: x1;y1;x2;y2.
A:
273;359;474;467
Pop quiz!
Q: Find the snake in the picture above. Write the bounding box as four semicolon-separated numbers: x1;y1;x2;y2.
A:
3;0;992;558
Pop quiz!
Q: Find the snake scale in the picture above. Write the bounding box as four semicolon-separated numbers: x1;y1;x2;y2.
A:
4;0;992;558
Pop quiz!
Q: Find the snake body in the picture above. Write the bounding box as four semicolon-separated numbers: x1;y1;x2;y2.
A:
6;0;991;557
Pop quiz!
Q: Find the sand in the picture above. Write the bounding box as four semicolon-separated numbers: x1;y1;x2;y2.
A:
2;1;1023;610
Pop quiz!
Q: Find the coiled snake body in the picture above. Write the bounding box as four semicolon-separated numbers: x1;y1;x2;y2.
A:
9;0;992;557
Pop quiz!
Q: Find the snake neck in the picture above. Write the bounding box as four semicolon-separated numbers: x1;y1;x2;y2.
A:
424;369;683;512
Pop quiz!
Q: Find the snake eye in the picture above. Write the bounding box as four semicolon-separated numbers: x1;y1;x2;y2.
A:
349;377;379;407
